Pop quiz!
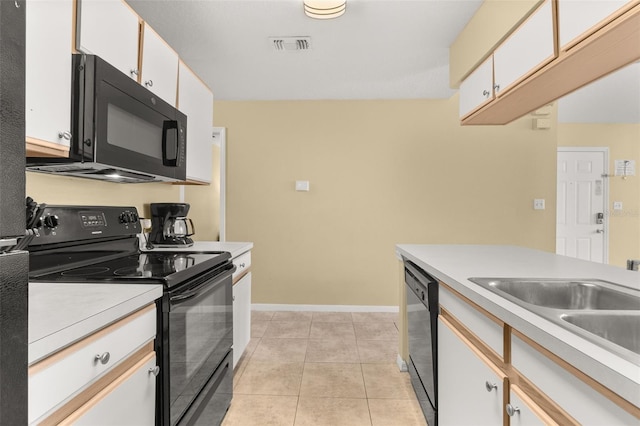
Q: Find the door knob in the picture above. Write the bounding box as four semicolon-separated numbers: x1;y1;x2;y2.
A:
485;381;497;392
95;352;111;365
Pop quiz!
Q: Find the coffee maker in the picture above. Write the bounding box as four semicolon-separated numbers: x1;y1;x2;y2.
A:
149;203;195;247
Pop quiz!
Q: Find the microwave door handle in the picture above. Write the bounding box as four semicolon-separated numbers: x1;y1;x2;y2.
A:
162;120;179;167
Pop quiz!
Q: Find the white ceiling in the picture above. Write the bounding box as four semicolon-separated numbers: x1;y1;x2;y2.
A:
125;0;483;101
125;0;639;123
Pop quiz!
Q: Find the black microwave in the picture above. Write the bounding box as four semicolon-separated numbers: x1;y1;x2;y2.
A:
27;54;187;183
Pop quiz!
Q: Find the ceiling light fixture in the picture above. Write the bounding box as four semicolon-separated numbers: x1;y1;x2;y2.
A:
304;0;346;19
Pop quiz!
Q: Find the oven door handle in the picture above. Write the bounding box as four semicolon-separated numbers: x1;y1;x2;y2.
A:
169;264;235;305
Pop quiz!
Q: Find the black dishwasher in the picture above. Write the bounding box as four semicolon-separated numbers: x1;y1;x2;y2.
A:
405;260;439;426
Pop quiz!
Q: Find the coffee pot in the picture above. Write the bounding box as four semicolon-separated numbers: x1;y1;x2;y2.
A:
149;203;195;247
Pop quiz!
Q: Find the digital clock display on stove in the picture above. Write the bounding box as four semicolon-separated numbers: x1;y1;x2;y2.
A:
80;211;106;227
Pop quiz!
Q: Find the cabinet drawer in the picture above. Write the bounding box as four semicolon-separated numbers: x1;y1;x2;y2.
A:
60;352;157;425
233;251;251;283
439;285;503;358
29;305;156;423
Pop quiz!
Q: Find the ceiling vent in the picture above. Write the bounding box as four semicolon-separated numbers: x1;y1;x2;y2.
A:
269;37;311;51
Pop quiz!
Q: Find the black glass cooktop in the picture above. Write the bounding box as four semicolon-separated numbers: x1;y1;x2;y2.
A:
30;251;230;286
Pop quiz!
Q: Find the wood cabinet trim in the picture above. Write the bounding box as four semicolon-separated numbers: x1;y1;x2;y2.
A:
37;342;154;426
462;2;640;125
512;328;640;420
29;304;155;375
26;137;70;158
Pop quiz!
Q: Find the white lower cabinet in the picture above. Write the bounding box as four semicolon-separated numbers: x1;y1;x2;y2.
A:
62;352;156;425
29;304;158;425
438;316;506;426
512;335;638;425
232;271;252;368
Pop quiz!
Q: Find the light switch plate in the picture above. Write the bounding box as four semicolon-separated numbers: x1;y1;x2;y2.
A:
295;180;310;191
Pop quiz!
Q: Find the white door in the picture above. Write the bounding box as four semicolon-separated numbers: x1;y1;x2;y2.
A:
556;149;607;263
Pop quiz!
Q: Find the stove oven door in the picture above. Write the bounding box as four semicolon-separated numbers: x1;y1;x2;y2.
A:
161;264;234;425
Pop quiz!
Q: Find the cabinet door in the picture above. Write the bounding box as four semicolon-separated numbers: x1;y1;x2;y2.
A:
508;385;559;426
178;61;214;183
62;352;156;425
25;0;73;148
493;0;555;95
232;272;252;368
76;0;139;79
459;56;494;118
558;0;631;50
438;317;505;426
140;23;178;107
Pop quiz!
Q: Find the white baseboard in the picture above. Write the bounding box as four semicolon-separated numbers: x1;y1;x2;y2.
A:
251;303;399;313
396;354;408;372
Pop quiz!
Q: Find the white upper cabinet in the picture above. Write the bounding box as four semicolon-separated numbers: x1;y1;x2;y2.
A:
76;0;140;80
459;56;494;118
178;61;214;184
140;23;179;107
26;0;73;150
493;0;555;95
558;0;632;50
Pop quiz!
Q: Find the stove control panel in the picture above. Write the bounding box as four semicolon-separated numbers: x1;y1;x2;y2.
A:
30;205;141;246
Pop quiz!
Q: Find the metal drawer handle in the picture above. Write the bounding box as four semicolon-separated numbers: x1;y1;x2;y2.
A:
239;263;245;268
148;366;160;377
130;69;138;77
482;89;490;97
485;381;497;392
145;80;153;87
506;403;520;417
95;352;111;365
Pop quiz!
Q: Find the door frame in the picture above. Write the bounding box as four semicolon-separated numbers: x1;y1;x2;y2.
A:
556;146;610;263
213;127;227;242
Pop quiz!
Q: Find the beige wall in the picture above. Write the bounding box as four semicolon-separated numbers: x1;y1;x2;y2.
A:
25;172;181;218
557;123;640;267
184;145;221;241
215;96;558;306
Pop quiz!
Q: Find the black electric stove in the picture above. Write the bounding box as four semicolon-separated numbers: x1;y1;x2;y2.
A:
27;205;235;426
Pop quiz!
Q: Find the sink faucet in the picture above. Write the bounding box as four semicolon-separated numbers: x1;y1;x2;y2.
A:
627;259;640;271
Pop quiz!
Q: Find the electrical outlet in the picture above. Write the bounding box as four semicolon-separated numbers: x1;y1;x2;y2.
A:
613;201;623;210
533;199;545;210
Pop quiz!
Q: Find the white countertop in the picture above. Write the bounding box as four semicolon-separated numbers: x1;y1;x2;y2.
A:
140;238;253;259
395;244;640;406
29;282;163;365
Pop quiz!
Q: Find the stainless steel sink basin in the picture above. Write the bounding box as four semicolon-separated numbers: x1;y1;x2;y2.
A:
561;312;640;355
468;278;640;310
467;277;640;362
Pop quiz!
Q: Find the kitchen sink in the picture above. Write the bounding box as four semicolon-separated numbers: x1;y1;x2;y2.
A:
467;278;640;310
561;312;640;355
468;277;640;362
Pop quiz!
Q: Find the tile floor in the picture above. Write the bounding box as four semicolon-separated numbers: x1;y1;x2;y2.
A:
222;311;427;426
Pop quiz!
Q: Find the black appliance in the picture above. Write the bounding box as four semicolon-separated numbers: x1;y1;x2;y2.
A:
149;203;195;248
28;205;235;426
26;54;187;183
0;1;29;423
405;259;439;426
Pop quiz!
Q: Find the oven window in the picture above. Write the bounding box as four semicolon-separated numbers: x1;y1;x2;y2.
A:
107;103;163;159
168;275;232;425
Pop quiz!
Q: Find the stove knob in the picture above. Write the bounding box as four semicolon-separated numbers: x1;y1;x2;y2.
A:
43;214;59;229
119;212;129;224
130;212;139;223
